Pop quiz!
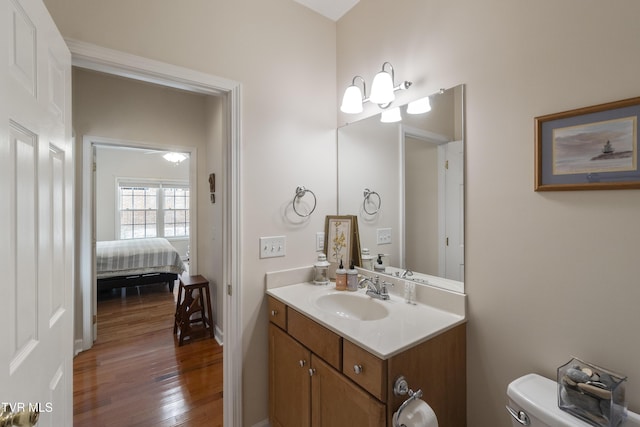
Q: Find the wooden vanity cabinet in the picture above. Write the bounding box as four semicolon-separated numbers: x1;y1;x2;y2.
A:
267;296;467;427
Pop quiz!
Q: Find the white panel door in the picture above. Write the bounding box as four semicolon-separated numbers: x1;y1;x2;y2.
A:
0;0;73;425
445;140;464;281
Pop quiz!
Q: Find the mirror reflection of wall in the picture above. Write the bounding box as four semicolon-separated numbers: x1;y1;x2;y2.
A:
337;85;465;292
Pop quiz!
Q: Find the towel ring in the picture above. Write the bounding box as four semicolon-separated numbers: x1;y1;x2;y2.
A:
363;188;381;215
293;186;317;217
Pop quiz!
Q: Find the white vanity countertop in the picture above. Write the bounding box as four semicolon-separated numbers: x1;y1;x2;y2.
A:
266;273;467;360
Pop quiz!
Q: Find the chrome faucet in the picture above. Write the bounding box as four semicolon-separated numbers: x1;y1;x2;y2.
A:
400;269;413;278
358;276;391;300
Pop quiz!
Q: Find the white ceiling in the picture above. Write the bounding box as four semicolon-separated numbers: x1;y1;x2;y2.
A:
293;0;359;21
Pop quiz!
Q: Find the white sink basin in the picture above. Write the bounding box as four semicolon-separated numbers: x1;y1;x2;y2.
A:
314;293;389;321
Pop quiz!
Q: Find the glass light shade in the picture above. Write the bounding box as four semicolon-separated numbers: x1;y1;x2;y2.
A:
369;71;395;105
163;152;187;163
380;107;402;123
407;96;432;114
340;85;364;114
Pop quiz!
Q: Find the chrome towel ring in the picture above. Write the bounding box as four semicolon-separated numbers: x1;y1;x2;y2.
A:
363;188;381;215
293;186;317;217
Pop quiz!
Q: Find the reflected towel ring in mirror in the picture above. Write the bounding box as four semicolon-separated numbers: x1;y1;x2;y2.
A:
293;186;317;217
363;188;381;215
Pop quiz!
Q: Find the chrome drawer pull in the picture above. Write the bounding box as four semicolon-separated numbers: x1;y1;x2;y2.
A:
271;310;278;316
299;360;306;368
353;364;363;375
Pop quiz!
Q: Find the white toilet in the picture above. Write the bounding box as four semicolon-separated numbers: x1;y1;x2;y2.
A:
507;374;640;427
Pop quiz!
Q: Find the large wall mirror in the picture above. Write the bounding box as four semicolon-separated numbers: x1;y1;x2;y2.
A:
337;84;465;293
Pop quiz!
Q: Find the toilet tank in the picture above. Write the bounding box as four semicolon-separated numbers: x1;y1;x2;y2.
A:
507;374;640;427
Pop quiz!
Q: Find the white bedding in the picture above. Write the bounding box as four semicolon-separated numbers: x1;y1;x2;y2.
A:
96;238;186;279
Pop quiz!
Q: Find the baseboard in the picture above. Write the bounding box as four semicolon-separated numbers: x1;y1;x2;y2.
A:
214;324;224;346
251;419;270;427
74;339;85;356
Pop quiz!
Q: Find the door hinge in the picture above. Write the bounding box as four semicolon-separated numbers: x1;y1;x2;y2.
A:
227;284;232;296
93;314;97;324
93;162;96;172
446;237;449;246
445;160;449;169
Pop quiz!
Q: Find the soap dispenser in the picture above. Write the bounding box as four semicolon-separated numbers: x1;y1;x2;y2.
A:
374;254;386;273
346;261;358;291
335;258;347;291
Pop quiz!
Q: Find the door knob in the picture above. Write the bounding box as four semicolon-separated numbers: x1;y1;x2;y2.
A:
0;405;39;427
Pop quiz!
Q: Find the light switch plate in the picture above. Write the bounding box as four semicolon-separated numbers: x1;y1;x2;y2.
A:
376;228;392;245
316;232;325;251
260;236;286;258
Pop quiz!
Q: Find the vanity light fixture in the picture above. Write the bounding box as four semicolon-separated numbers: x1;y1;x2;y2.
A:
340;76;367;114
407;96;432;114
340;62;411;114
163;152;187;164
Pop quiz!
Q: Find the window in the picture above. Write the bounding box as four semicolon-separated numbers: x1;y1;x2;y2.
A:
118;180;189;240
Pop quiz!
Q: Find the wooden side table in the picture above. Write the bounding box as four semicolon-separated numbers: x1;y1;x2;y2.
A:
173;274;214;346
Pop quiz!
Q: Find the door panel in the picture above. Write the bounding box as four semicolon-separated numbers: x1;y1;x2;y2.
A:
269;324;311;427
9;123;38;373
9;0;37;96
1;0;73;425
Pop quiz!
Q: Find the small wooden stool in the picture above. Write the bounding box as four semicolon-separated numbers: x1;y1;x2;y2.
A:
173;274;214;346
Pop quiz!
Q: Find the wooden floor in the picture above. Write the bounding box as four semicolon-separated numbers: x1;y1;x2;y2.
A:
73;284;223;427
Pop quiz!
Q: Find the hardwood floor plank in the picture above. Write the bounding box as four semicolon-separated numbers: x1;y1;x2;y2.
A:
73;284;223;427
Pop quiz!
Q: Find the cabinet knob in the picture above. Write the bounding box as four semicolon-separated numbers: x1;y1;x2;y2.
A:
309;368;316;376
271;310;278;316
353;364;363;375
299;360;306;367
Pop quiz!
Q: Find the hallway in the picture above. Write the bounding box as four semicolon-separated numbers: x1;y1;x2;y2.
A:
73;284;223;426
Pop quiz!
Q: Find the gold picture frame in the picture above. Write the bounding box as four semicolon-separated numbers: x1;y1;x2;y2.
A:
323;215;361;279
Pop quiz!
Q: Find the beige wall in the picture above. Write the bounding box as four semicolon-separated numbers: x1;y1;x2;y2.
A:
93;146;190;242
338;1;640;426
405;136;439;275
46;1;337;424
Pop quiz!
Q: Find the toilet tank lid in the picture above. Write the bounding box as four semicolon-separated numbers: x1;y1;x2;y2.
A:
507;374;594;427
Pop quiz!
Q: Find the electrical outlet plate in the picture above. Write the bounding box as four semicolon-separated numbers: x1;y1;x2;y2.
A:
316;232;325;251
376;228;392;245
259;236;286;258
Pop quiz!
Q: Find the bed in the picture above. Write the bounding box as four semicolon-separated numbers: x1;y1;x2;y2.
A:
96;238;187;292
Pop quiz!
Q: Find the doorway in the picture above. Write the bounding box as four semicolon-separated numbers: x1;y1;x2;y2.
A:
70;39;242;426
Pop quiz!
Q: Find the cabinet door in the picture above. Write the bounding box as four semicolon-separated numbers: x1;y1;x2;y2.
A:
269;323;311;427
311;355;386;427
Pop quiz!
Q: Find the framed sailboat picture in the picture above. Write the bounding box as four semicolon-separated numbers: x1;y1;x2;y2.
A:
535;96;640;191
